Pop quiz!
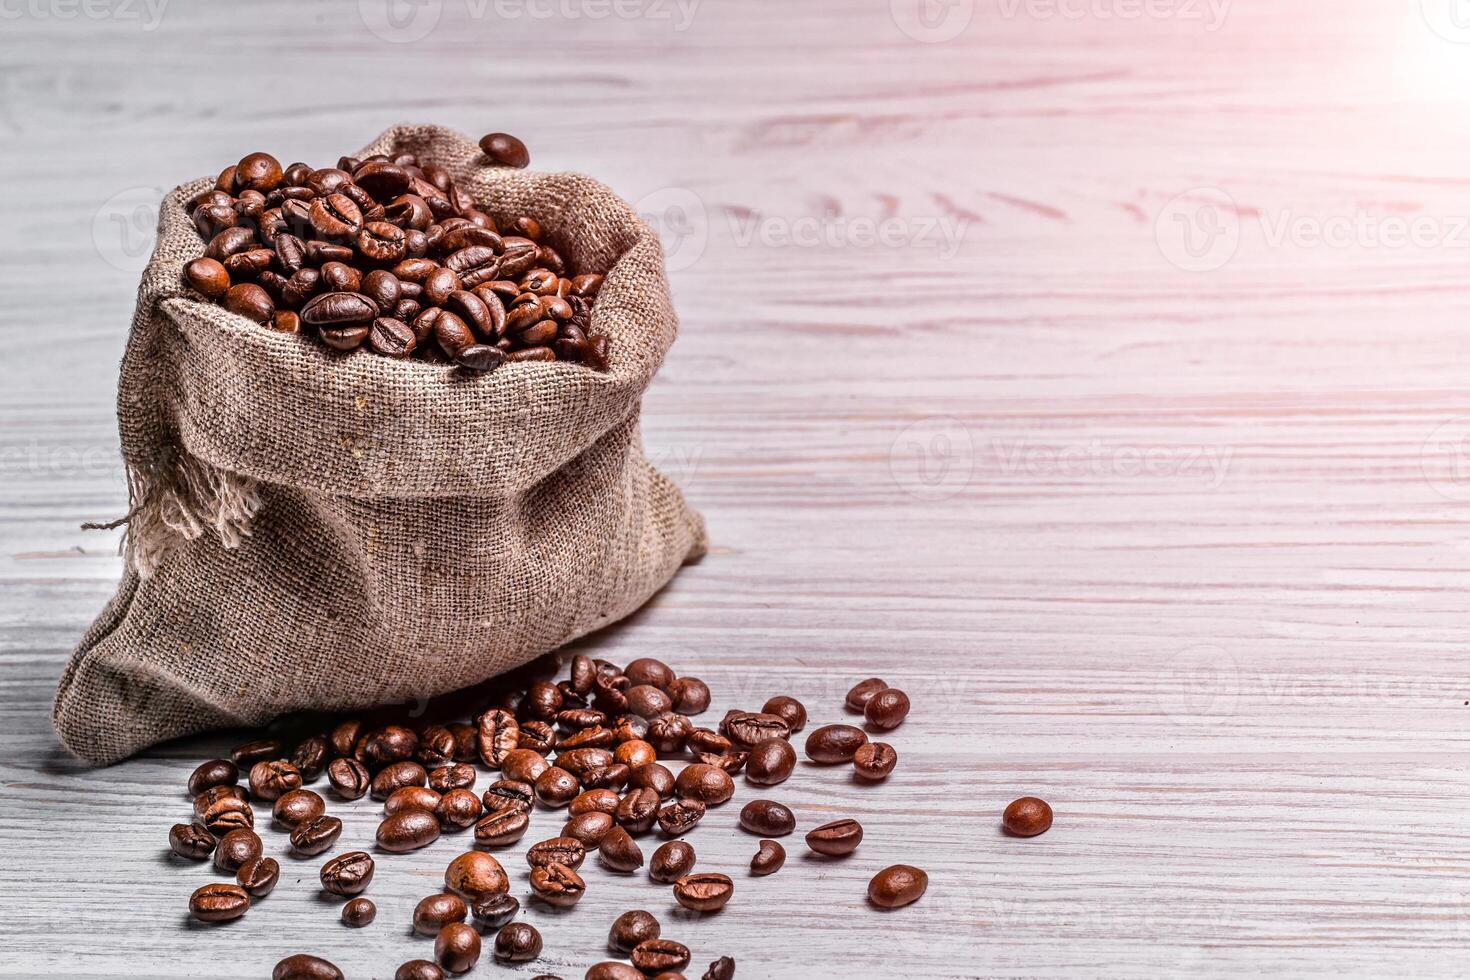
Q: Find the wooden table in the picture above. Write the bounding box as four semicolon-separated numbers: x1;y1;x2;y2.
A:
4;1;1469;976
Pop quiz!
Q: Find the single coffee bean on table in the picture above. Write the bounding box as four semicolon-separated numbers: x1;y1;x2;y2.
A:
377;807;441;852
587;963;644;980
290;814;344;856
762;695;807;733
320;851;375;896
609;909;661;953
804;724;869;764
272;954;344;980
864;688;911;730
470;892;519;928
237;856;280;897
189;882;250;923
530;861;587;908
273;788;326;828
187;759;238;796
494;921;543;963
745;737;797;786
342;896;376;927
868;864;929;909
739;799;796;837
213;827;262;873
649;840;696;883
853;741;898;781
168;821;215;860
703;955;737;980
805;818;864;857
672;872;734;913
632;938;692;974
751;839;786;876
414;893;468;936
435;921;481;974
395;961;445;980
1003;796;1053;837
444;850;509;899
844;677;889;711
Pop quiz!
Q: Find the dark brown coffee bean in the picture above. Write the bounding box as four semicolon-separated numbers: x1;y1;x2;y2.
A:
290;814;344;856
598;825;643;872
745;738;796;786
608;908;660;954
428;763;476;793
586;334;612;371
647;713;693;754
558;747;614;781
853;741;897;780
864;688;911;730
658;798;705;836
414;893;468;936
672;872;733;912
570;654;597;695
562;810;614;849
291;736;329;781
615;786;661;833
804;724;868;764
725;712;790;749
353;160;412;200
205;226;256;263
270;310;300;333
479;132;530;168
372;760;428;800
249;760;301;801
667;677;711;714
187;759;238;798
868;864;928;908
358;220;407;262
500;236;540;277
395;961;444;980
225;283;274;324
494;921;543;963
751;838;785;876
385;785;442;815
526;836;586;870
281;266;321;307
200;793;254;836
626;685;674;719
633;939;691;974
329;720;363;758
309;192;363;239
739;799;795;837
320;850;374;896
518;719;558;754
470;892;519;928
474;808;530;847
703;956;736;980
236;152;283;192
624;657;674;689
529;862;585;908
436;788;483;831
194;782;246;817
675;763;734;805
535;766;580;807
184;258;231;300
761;696;807;733
613;738;657;768
222;247;274;279
805;818;864;856
587;963;643;980
444;245;502;289
193;202;238;239
377;808;441;852
339;896;375;928
649;840;695;883
273;788;326;828
630;763;676;799
327;757;371;800
482;778;535;815
238;856;280;897
358;724;419;767
845;677;889;711
1003;796;1053;837
190;882;249;923
455;343;505;371
359;267;402;311
302;290;377;326
321;260;362;293
581;763;631;791
214;827;262;873
571;788;621;816
168;821;215;860
436;922;481;974
476;708;520;769
444;850;509;899
559;724;615;750
273;955;344;980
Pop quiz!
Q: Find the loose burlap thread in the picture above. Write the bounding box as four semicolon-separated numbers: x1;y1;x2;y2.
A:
53;125;707;766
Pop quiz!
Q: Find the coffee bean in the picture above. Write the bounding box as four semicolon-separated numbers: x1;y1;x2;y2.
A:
632;939;691;974
429;763;477;793
1002;796;1053;837
327;757;370;800
385;785;441;815
557;747;614;781
168;821;216;860
724;712;790;749
598;825;644;872
864;688;910;730
320;851;375;896
342;896;376;927
559;725;615;751
225;283;274;324
238;856;280;897
845;677;889;711
646;713;693;754
751;839;785;876
395;961;445;980
674;763;734;805
436;788;484;830
470;892;519;928
657;798;705;836
630;763;675;799
868;864;928;908
415;725;457;768
374;764;430;803
329;719;363;758
495;922;543;963
626;684;674;719
613;738;657;768
518;720;558;754
536;766;581;807
369;316;417;357
853;741;898;781
273;788;326;828
649;840;696;883
477;709;521;769
761;696;807;733
702;956;736;980
358;220;407;262
739;800;795;837
474;807;530;847
189;882;249;922
483;778;535;815
291;735;330;781
582;763;631;791
273;956;344;980
414;893;468;936
214;827;262;873
444;850;509;899
586;963;643;980
184;258;231;301
526;836;586;870
236;152;284;193
194;782;246;817
672;872;733;913
529;862;586;908
562;810;615;850
435;922;481;974
291;814;344;856
359;725;419;767
615;786;660;833
667;677;711;714
309;192;363;239
571;788;621;816
744;738;796;786
805;818;864;856
199;792;254;836
187;758;239;798
479;132;530;168
302;291;377;327
377;808;441;852
623;657;673;689
608;908;660;954
804;724;868;764
321;260;362;293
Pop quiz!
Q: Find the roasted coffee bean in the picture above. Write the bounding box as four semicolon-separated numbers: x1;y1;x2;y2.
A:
358;220;407;262
613;738;657;768
474;807;530;847
200;793;254;835
448;722;479;762
804;724;868;764
698;751;748;776
302;291;377;327
569;655;597;695
739;800;795;837
184;258;231;300
291;736;330;781
455;342;505;371
526;836;586;870
675;763;734;805
249;759;302;802
368;316;416;357
725;712;790;749
477;709;520;769
372;760;429;800
223;248;274;279
609;908;660;954
649;840;696;883
805;818;864;856
581;763;631;790
623;657;674;689
444;850;509;899
236;152;284;192
647;713;694;754
626;685;674;719
609;713;648;742
657;798;705;836
327;757;371;800
745;738;796;786
321;260;362;293
341;896;376;927
330;720;363;758
853;741;898;781
309;192;363;238
354;160;412;200
321;851;375;896
751;839;785;876
385;785;442;815
205;226;256;262
500;236;540;277
414;893;468;936
495;921;543;963
703;956;736;980
395;961;445;980
291;814;344;855
273;788;326;828
446;289;501;341
529;862;586;908
188;758;239;797
436;788;483;831
479;132;530;168
616;786;660;833
168;821;216;860
587;963;643;980
868;864;928;908
225;283;274;324
482;778;535;815
686;727;729;756
470;892;519;928
761;696;807;733
535;766;580;807
586;334;612;371
270;310;301;333
558;747;614;780
190;882;249;923
633;939;691;974
444;246;502;290
238;856;280;897
571;788;621;816
562;811;614;849
518;719;558;754
1002;796;1053;837
320;322;370;351
282;266;321;307
436;922;481;974
377;808;441;852
667;677;711;714
598;825;644;872
412;726;456;769
194;782;246;816
559;725;615;750
845;677;889;711
214;827;263;873
864;688;910;730
428;763;476;793
672;872;733;913
273;955;343;980
630;763;676;799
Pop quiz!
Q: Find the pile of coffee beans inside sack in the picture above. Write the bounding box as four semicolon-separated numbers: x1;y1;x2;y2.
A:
181;132;612;373
172;653;1052;979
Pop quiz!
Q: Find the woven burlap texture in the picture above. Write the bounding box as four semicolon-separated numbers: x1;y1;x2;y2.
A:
53;125;707;766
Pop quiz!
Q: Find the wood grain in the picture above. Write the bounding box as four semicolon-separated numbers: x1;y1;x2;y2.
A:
3;0;1470;976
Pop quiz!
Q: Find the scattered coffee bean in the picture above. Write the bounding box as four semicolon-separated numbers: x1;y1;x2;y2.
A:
291;735;330;781
470;892;519;928
187;759;238;797
527;835;587;870
414;893;468;935
587;963;643;980
703;956;736;980
572;788;621;816
273;954;343;980
564;810;615;850
745;738;797;786
761;696;807;733
495;922;543;963
435;921;482;974
649;840;696;883
189;882;250;923
609;909;661;953
320;851;375;896
395;961;445;980
249;759;302;802
751;839;785;876
805;818;864;857
863;688;910;730
385;785;442;815
168;821;215;860
237;856;280;897
739;799;796;837
853;741;898;781
633;939;691;974
657;798;706;836
667;677;711;714
444;850;509;899
804;724;868;764
1002;796;1053;837
377;808;441;852
327;757;370;800
342;896;376;927
599;825;644;872
672;872;733;913
724;712;790;749
844;678;889;711
530;862;586;908
291;814;344;856
475;807;531;847
428;763;477;793
536;766;581;807
482;778;535;815
479;132;530;168
372;760;429;800
273;788;326;828
214;827;263;873
630;763;675;798
674;763;734;805
868;864;928;908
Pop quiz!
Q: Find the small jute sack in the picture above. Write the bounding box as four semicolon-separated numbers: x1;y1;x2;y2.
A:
53;125;707;766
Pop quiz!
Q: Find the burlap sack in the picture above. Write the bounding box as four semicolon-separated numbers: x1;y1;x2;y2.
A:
53;125;707;766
